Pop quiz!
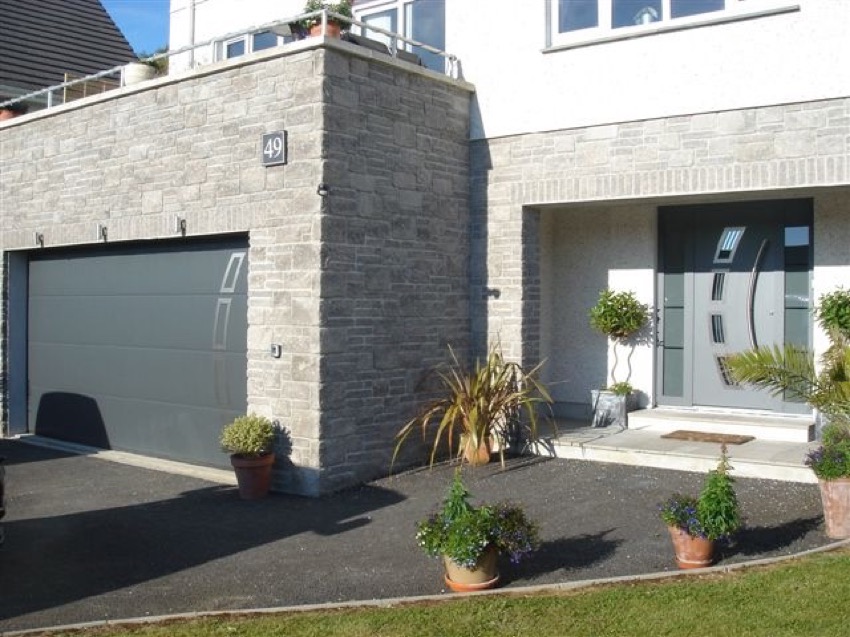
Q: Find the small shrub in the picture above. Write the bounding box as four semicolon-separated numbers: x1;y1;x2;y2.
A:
220;414;275;457
660;446;741;541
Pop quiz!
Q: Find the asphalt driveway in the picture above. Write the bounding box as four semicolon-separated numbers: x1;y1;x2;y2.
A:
0;437;832;634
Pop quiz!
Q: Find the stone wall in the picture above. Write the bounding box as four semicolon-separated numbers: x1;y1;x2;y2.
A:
0;40;472;495
471;97;850;388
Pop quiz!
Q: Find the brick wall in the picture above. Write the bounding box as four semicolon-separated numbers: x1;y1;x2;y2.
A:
471;98;850;370
0;41;472;495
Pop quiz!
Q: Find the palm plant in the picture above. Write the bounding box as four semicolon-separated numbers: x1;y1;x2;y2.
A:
393;344;553;469
726;293;850;428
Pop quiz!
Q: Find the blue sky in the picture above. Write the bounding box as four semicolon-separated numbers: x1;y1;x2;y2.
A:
101;0;171;55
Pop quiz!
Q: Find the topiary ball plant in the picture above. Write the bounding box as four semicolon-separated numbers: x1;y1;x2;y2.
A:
589;288;649;342
220;414;275;458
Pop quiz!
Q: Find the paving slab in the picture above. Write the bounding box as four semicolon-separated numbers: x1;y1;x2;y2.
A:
0;437;831;634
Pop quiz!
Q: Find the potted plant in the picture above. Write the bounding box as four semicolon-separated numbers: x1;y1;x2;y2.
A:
727;287;850;538
659;445;741;569
393;344;553;469
220;413;276;500
416;471;540;592
301;0;352;38
588;288;649;427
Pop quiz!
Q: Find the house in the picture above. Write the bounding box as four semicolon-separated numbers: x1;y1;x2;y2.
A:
0;0;137;112
1;0;847;496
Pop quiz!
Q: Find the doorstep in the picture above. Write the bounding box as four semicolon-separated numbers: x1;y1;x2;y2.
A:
542;417;820;484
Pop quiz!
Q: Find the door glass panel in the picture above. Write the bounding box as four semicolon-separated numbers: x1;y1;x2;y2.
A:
664;307;684;348
559;0;599;32
785;308;809;348
714;227;745;263
663;349;684;396
613;0;662;28
711;272;726;301
711;314;725;344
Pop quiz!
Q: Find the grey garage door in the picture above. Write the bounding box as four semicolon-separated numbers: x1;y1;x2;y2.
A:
28;237;248;468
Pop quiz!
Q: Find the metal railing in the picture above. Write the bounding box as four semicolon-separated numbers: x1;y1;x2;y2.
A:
0;9;460;113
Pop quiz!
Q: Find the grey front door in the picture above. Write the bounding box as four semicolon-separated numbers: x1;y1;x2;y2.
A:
658;200;812;412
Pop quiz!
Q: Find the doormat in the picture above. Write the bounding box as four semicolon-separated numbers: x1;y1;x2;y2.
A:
661;430;755;445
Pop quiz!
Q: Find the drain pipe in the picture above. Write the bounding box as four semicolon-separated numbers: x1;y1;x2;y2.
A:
188;0;196;68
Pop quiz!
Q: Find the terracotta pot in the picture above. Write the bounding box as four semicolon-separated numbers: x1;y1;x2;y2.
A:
309;21;342;38
461;434;492;466
0;109;18;121
443;546;499;592
818;478;850;539
230;453;275;500
666;525;715;569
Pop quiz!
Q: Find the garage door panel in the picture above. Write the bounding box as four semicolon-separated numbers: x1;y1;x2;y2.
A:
28;238;249;468
29;247;247;297
29;295;247;351
29;345;246;408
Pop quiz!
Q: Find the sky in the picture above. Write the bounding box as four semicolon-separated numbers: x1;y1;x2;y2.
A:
101;0;171;55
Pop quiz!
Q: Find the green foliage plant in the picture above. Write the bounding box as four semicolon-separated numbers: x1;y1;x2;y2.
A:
393;344;553;470
220;414;275;458
607;382;633;396
727;288;850;485
660;445;741;541
416;471;540;568
815;288;850;338
589;289;649;342
302;0;353;28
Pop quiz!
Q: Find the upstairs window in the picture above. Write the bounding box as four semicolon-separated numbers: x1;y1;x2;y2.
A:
550;0;791;46
216;30;292;61
354;0;446;72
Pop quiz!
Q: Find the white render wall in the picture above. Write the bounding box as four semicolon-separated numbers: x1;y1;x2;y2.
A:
446;0;849;140
169;0;304;72
540;204;656;416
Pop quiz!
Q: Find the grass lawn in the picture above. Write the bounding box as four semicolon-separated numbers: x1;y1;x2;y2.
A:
29;548;850;637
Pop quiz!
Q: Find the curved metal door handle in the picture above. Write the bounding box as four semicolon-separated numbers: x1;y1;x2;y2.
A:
747;239;769;349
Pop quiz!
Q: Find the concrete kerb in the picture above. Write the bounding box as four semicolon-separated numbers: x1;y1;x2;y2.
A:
5;538;848;637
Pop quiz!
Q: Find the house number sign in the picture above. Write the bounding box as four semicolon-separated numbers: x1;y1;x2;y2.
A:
261;131;287;167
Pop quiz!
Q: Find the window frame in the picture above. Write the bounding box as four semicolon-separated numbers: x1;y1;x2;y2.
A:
216;30;289;62
546;0;800;50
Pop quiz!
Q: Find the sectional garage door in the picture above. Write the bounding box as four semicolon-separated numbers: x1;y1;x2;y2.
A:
27;237;248;468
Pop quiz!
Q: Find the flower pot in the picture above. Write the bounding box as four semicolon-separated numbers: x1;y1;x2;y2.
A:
818;478;850;539
443;546;499;592
123;62;157;86
666;526;715;569
460;434;492;466
590;390;636;428
230;453;275;500
309;21;342;38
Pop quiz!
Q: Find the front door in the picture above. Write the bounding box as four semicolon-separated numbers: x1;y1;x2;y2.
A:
658;200;812;413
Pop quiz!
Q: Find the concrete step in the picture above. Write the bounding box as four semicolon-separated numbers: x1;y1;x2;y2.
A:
627;408;815;443
543;426;819;484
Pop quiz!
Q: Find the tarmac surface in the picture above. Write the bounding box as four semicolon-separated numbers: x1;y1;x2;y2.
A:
0;437;833;634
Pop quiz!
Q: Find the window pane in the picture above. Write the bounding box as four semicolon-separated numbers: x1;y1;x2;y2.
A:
559;0;598;32
363;9;397;48
671;0;724;19
226;39;245;58
613;0;662;28
252;31;278;52
411;0;445;72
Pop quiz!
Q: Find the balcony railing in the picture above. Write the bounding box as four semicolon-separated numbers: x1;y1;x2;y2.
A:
0;9;460;115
